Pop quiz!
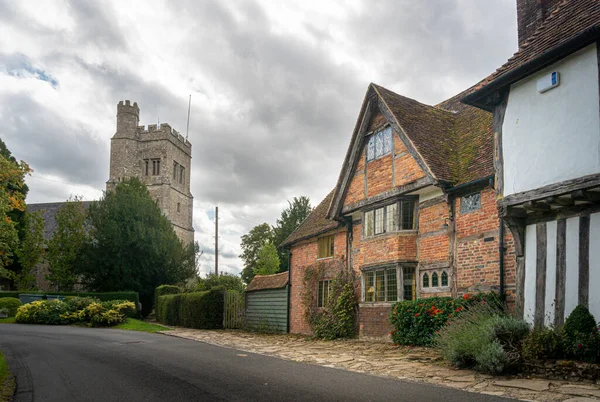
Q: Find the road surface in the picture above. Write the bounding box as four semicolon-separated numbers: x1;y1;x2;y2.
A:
0;324;513;402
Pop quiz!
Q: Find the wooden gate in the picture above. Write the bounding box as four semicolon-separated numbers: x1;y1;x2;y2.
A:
223;290;244;329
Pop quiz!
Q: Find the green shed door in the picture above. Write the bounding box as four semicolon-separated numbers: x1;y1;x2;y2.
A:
245;287;288;333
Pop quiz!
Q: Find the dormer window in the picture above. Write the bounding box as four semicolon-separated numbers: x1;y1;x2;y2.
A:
366;126;393;162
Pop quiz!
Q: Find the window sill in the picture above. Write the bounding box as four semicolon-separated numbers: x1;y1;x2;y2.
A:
420;287;451;293
359;302;396;308
316;256;334;261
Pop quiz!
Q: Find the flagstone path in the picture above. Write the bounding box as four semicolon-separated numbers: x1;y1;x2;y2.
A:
160;328;600;401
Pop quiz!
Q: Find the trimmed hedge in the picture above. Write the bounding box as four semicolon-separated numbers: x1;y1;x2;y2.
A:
0;298;22;317
154;285;182;311
157;289;224;329
389;292;503;346
0;291;139;304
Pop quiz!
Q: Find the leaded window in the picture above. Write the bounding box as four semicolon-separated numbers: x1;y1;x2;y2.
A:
366;126;393;162
432;272;439;287
461;193;481;213
317;235;334;259
422;272;429;288
363;199;416;237
318;280;331;308
362;265;414;303
441;271;449;287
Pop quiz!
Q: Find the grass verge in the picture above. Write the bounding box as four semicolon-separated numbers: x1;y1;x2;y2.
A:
0;318;15;324
113;318;168;333
0;350;15;402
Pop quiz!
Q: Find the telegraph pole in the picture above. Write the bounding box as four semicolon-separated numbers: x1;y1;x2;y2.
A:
215;206;219;275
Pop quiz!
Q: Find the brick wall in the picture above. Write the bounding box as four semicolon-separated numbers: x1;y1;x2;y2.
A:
394;134;426;186
359;306;394;338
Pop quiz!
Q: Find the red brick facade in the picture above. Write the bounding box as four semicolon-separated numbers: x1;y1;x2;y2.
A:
287;93;515;340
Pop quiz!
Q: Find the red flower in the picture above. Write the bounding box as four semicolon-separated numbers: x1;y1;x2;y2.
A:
414;313;420;317
463;293;471;300
455;307;463;313
578;343;583;350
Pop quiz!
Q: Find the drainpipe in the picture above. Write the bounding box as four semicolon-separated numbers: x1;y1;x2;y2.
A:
499;218;505;298
286;248;292;334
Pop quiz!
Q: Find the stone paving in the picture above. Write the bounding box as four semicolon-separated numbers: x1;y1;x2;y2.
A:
160;328;600;401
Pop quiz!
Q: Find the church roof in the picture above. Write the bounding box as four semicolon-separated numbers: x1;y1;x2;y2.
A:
464;0;600;109
27;201;93;241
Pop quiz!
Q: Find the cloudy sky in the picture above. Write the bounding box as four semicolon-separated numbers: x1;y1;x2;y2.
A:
0;0;517;276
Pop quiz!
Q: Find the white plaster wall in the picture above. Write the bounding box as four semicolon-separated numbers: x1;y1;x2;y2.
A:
545;221;557;327
589;213;600;320
565;217;580;319
503;44;600;196
524;224;537;324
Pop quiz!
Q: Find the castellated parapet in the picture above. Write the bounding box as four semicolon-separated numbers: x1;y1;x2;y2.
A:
106;100;194;245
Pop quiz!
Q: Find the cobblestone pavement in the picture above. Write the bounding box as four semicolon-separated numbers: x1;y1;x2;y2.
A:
160;328;600;401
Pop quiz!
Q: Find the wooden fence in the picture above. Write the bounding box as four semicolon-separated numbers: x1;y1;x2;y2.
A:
223;290;244;329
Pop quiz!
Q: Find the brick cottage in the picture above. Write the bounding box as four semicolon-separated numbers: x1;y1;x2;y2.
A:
282;83;517;338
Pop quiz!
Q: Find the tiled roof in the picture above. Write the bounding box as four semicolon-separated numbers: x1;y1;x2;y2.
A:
280;190;342;247
27;201;93;241
245;271;289;292
465;0;600;106
375;84;494;185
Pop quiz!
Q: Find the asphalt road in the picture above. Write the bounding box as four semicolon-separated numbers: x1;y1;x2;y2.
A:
0;325;513;402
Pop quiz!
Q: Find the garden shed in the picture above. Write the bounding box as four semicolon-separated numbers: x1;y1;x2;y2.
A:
245;272;289;333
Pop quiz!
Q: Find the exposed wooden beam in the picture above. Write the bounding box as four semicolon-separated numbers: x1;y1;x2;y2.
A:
523;200;551;212
545;195;574;207
571;189;600;203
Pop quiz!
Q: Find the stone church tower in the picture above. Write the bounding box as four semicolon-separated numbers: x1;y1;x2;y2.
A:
106;100;194;244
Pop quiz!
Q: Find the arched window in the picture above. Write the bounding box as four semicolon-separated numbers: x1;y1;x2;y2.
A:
432;272;439;287
422;273;429;288
441;271;449;287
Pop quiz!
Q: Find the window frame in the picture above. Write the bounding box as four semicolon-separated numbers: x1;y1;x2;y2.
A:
317;235;335;259
362;198;417;238
420;269;451;292
151;158;161;176
317;280;331;308
173;161;179;180
361;264;416;304
366;126;393;162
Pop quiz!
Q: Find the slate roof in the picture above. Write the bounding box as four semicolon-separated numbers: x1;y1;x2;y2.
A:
464;0;600;108
245;271;289;292
280;190;341;247
27;201;93;241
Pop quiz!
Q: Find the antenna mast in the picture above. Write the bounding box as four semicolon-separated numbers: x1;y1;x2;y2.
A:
186;94;191;141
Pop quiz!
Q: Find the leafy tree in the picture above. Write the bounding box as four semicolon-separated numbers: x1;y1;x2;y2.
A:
46;196;88;291
273;196;312;272
196;272;244;293
253;242;280;276
75;178;196;316
239;222;273;284
14;210;45;290
0;142;31;280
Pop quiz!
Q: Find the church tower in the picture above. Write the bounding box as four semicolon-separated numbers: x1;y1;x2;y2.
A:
106;100;194;244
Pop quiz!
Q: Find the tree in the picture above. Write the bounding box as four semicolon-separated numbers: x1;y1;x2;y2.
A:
239;222;273;284
253;242;280;276
196;272;244;293
75;178;196;316
272;196;312;272
14;210;45;290
46;196;88;291
0;142;31;280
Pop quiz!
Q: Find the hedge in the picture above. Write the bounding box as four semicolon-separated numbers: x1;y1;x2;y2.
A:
157;289;224;329
389;292;502;346
0;291;139;305
154;285;182;311
0;298;22;317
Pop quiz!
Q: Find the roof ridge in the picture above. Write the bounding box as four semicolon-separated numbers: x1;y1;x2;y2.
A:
372;83;455;115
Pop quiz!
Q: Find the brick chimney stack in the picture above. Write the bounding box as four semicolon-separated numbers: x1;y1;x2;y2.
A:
516;0;562;47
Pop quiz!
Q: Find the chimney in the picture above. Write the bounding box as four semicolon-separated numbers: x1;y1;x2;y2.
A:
115;100;140;137
516;0;562;47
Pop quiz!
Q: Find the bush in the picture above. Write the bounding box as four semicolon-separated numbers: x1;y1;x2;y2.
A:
562;305;599;363
0;292;20;299
311;283;357;340
154;285;182;312
389;292;502;346
436;303;529;374
522;327;564;360
157;289;224;329
15;300;70;325
64;296;100;312
101;300;137;318
0;298;22;317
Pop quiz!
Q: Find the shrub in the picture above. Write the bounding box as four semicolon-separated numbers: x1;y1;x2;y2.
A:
154;285;182;311
389;292;502;346
436;303;529;374
562;305;599;363
15;300;70;325
64;296;100;312
311;283;357;340
0;298;22;317
101;300;137;318
522;327;564;360
156;289;224;329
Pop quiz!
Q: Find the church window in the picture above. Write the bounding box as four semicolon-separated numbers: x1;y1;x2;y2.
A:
173;162;179;180
366;126;393;162
180;165;185;184
177;202;181;213
441;271;449;287
432;272;439;287
422;272;429;288
145;160;149;176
